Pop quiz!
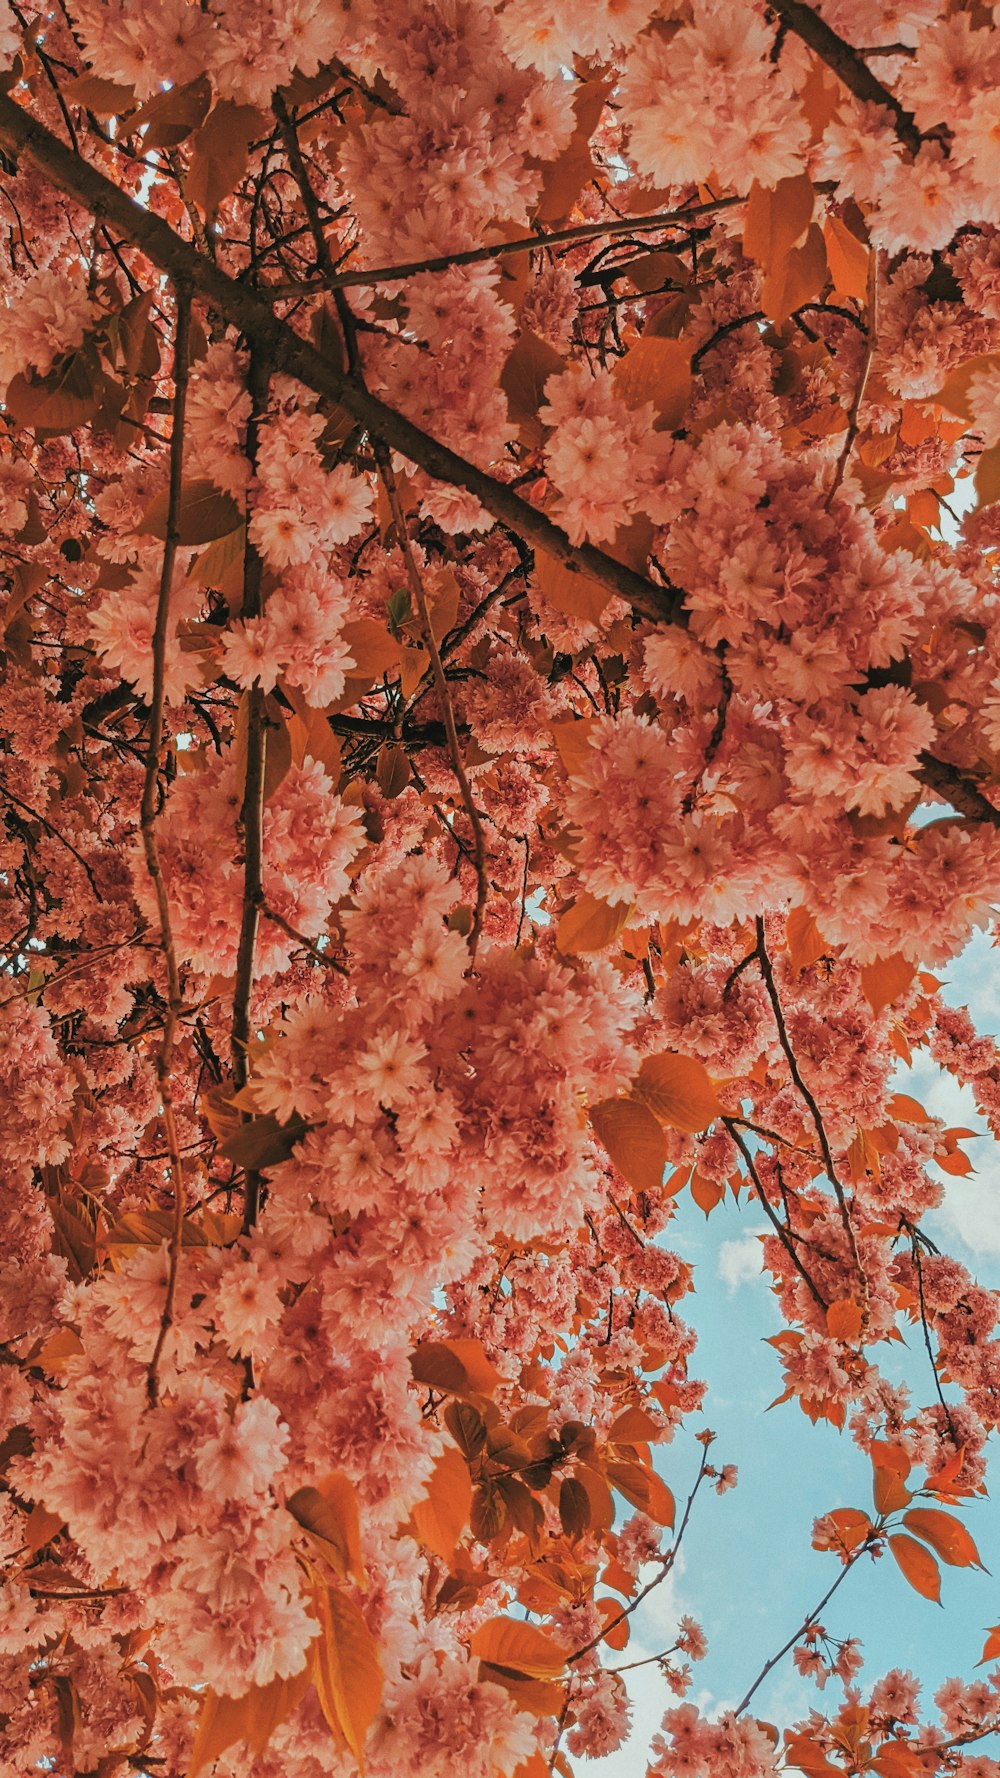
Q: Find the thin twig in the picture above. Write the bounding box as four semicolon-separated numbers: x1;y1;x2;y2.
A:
568;1448;711;1665
376;449;489;956
754;919;866;1297
142;283;191;1407
902;1217;959;1445
266;191;749;296
734;1537;871;1716
261;902;347;973
724;1119;828;1312
0;781;103;901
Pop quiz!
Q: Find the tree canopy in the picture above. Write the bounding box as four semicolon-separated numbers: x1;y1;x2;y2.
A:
1;3;1000;1776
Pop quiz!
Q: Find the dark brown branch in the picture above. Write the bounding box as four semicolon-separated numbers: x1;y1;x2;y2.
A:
0;781;103;902
232;349;270;1238
377;449;490;954
270;192;748;294
754;919;867;1295
827;248;877;506
142;284;191;1406
768;0;925;156
901;1216;959;1445
918;753;1000;826
724;1118;828;1312
0;93;682;627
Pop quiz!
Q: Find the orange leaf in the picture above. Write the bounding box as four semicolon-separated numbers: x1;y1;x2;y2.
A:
935;1147;974;1177
762;221;828;324
501;329;566;440
24;1503;63;1556
860;953;916;1018
784;1732;844;1778
513;1755;552;1778
932;351;1000;422
558;1475;591;1540
596;1596;630;1651
187;1668;312;1776
644;1471;676;1529
902;1507;983;1569
575;1464;616;1534
887;1094;932;1126
634;1051;722;1133
826;1298;864;1343
339;616;401;689
308;1579;383;1768
480;1667;567;1717
556;893;634;955
976;439;1000;508
410;1447;473;1564
889;1533;942;1603
470;1618;568;1679
786;906;828;972
874;1467;913;1516
589;1097;668;1192
743;174;814;274
823;215;870;302
872;1746;925;1778
140;477;240;546
410;1338;502;1400
926;1443;967;1496
549;717;596;778
690;1171;726;1216
187;99;266;217
609;1406;661;1445
977;1624;1000;1667
287;1474;365;1586
611;336;691;430
812;1506;872;1555
871;1440;912;1479
534;547;611;629
605;1460;675;1527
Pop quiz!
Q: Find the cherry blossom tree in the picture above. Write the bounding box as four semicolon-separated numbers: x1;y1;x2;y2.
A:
2;2;1000;1775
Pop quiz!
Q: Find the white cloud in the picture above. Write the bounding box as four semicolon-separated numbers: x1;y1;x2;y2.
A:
717;1232;766;1294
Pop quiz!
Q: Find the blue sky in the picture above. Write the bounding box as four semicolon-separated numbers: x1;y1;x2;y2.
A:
593;928;1000;1772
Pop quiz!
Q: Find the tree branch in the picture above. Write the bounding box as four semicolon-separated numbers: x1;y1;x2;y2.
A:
754;919;867;1299
141;283;191;1407
0;93;682;627
268;192;747;294
376;448;490;954
768;0;925;156
724;1118;828;1313
918;753;1000;826
232;349;270;1239
734;1535;869;1716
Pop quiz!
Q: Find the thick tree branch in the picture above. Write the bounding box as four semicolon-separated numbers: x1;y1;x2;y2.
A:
918;753;1000;826
232;349;270;1239
0;93;682;627
769;0;925;156
142;284;191;1406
